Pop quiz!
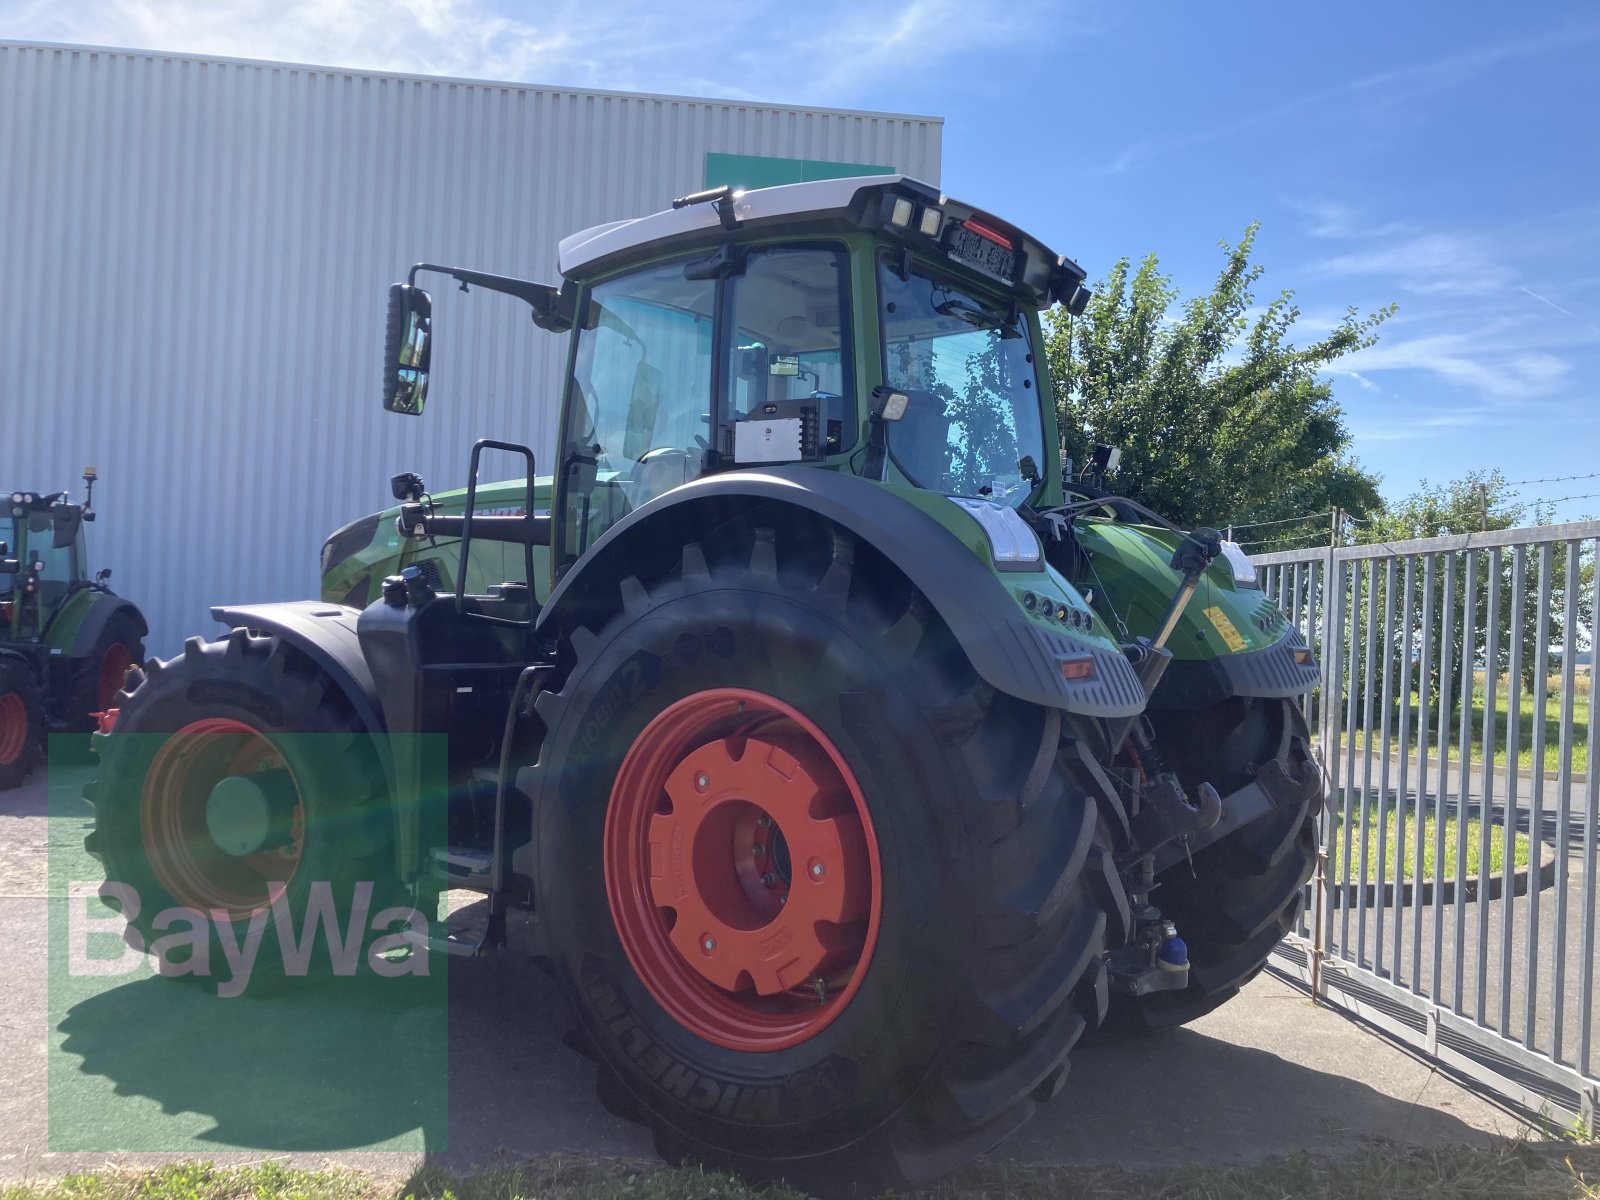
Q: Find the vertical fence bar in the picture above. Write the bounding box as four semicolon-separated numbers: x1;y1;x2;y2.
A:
1477;547;1501;1025
1341;557;1365;955
1393;555;1416;987
1554;540;1578;1062
1454;548;1479;1012
1316;553;1344;997
1526;542;1553;1049
1581;537;1598;1078
1357;560;1380;966
1500;545;1526;1038
1376;556;1397;974
1413;554;1436;995
1433;553;1458;1005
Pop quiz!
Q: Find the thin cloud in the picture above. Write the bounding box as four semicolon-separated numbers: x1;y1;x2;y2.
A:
1310;231;1515;296
0;0;1064;107
1096;23;1600;174
1291;199;1410;241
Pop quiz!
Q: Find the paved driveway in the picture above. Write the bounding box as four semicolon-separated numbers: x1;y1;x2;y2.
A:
0;764;1526;1182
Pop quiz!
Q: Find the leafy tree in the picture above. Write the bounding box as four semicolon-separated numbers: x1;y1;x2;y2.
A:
1363;471;1573;700
1042;223;1393;534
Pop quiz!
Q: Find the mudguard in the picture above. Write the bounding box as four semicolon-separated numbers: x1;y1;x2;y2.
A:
65;594;149;658
209;601;387;737
535;467;1146;718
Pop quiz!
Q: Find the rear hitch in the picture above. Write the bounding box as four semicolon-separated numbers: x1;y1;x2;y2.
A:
1107;917;1190;997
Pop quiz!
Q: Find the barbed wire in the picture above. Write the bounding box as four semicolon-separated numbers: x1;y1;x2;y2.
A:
1539;490;1600;507
1228;507;1335;533
1503;470;1600;488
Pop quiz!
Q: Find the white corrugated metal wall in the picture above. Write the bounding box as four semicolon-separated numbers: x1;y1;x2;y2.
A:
0;41;942;655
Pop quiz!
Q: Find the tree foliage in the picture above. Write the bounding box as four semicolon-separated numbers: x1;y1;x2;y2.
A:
1364;471;1583;698
1042;223;1393;532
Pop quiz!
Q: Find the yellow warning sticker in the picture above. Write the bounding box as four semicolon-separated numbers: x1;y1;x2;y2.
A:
1203;606;1249;653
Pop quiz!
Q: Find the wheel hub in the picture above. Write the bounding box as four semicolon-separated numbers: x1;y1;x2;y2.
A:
649;734;870;996
204;769;297;857
604;688;881;1051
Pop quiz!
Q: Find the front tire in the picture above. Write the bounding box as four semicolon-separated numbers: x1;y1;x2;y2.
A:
84;631;396;990
529;527;1123;1193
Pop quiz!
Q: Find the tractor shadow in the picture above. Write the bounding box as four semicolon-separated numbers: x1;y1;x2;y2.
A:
1002;994;1507;1169
54;967;448;1153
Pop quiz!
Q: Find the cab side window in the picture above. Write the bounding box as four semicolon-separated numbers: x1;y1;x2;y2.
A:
725;247;854;453
564;264;716;554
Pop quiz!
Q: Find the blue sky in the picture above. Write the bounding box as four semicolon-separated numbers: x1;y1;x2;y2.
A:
6;0;1597;520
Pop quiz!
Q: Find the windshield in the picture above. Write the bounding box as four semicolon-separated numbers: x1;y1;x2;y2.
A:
878;260;1046;506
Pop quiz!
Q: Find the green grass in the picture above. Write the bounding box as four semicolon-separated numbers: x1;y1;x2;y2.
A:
5;1146;1600;1200
1337;683;1591;777
1335;812;1532;882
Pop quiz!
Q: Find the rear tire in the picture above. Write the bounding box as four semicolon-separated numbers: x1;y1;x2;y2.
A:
84;630;398;991
1110;697;1319;1033
72;610;146;727
0;655;45;792
529;526;1123;1194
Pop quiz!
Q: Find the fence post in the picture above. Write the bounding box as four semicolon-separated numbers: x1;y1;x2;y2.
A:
1311;517;1342;1006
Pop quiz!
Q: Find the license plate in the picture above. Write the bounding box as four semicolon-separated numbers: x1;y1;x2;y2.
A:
946;225;1017;282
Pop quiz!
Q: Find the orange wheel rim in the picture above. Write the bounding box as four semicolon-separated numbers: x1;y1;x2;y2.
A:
0;693;26;765
140;718;305;917
604;688;881;1052
97;643;134;711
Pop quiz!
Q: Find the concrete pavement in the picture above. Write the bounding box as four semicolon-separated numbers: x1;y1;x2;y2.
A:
0;764;1531;1183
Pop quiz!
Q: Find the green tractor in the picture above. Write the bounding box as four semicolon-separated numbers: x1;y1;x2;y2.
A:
89;177;1321;1190
1;470;146;790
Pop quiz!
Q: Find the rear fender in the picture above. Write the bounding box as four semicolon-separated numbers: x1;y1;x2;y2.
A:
536;468;1145;718
64;594;149;658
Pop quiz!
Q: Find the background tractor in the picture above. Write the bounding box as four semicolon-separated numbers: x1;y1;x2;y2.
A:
89;176;1321;1192
1;470;146;790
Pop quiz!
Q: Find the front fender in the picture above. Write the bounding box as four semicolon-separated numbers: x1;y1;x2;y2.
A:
209;601;387;736
537;468;1145;718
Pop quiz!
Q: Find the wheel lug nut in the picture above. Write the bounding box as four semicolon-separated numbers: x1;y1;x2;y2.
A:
694;773;710;791
756;814;771;828
809;860;825;879
761;873;776;886
752;844;765;857
702;936;716;953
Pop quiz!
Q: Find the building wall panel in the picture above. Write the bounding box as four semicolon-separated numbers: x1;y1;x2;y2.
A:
0;42;942;654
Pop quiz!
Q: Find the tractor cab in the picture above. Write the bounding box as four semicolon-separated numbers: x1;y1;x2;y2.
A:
0;469;146;791
379;175;1093;596
3;486;90;640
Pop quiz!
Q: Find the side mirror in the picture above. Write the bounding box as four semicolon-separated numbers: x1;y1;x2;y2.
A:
383;283;433;415
96;568;113;584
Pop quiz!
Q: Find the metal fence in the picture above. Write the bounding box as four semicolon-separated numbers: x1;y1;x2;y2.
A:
1255;520;1600;1131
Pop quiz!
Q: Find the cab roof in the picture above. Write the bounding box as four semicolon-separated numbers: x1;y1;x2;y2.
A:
556;175;1083;304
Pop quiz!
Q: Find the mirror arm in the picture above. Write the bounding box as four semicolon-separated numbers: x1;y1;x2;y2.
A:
408;262;571;330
